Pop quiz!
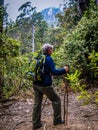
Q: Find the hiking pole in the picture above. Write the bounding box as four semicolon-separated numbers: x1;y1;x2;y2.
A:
65;77;69;126
63;75;69;126
41;96;48;112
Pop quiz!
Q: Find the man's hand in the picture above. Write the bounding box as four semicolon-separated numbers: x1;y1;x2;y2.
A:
63;66;69;73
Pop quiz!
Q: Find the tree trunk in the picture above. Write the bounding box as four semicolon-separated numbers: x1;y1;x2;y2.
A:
0;0;4;33
76;0;98;15
77;0;89;15
32;24;35;53
0;0;4;101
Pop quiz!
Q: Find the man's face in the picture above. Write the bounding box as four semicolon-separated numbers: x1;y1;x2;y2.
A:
47;48;53;55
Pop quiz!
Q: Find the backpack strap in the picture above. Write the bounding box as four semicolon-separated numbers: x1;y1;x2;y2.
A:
42;55;46;73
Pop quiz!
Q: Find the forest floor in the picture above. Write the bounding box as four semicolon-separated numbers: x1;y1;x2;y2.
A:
0;87;98;130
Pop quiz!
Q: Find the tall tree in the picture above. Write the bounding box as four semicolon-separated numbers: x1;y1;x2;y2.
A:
0;0;4;33
76;0;98;15
14;1;48;53
76;0;89;15
0;0;4;100
57;0;81;30
16;1;36;52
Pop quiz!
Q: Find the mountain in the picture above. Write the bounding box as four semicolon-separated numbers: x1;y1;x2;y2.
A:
41;7;61;27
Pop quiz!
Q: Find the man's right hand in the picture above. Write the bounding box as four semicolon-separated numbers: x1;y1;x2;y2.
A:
63;66;69;72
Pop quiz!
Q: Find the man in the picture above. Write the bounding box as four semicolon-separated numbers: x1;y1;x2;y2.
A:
33;43;69;130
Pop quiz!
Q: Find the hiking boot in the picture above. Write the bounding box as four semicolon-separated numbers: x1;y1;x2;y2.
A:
33;123;43;130
54;121;64;126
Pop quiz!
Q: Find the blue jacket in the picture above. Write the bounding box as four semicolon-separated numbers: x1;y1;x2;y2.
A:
41;54;66;86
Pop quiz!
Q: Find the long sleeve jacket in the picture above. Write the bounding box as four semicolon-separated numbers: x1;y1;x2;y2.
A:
42;54;66;86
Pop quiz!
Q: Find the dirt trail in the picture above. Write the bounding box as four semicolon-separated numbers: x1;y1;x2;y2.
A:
0;89;98;130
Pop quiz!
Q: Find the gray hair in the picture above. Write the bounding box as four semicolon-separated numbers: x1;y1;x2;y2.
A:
42;43;53;54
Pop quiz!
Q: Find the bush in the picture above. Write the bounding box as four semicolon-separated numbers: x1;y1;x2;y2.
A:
62;6;98;83
53;4;98;106
0;35;33;100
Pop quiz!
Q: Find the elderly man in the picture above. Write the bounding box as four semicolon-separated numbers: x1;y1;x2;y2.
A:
32;43;69;130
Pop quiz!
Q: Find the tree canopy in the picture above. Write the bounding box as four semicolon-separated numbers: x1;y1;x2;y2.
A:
0;0;98;105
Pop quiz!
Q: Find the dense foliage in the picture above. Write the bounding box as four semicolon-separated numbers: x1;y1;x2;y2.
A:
0;34;34;99
53;2;98;105
0;0;98;105
60;3;98;81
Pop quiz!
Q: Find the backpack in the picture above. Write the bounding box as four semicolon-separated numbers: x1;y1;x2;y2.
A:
27;53;46;84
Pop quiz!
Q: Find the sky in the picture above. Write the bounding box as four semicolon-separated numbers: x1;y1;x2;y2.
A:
4;0;64;21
